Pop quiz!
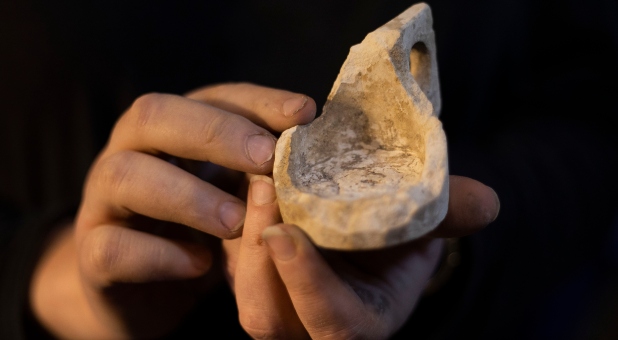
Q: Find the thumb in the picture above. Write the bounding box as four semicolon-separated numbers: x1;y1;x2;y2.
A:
261;224;384;339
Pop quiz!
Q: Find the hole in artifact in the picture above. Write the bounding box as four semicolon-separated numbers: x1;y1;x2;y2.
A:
409;42;431;96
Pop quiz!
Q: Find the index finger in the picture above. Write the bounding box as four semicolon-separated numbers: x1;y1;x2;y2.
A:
186;82;317;132
108;93;278;174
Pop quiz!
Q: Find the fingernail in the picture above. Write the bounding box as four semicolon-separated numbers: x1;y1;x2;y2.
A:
246;134;276;166
219;201;246;231
262;226;296;261
250;176;276;205
188;246;212;272
282;96;308;117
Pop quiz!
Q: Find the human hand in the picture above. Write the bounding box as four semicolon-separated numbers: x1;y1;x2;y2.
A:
29;83;316;339
224;175;499;339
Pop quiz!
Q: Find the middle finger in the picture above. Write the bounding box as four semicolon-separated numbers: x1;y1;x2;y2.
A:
81;150;246;239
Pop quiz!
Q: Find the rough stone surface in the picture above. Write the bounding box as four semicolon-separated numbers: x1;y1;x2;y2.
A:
273;3;449;250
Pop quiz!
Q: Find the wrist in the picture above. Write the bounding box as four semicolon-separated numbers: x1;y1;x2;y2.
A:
29;222;114;339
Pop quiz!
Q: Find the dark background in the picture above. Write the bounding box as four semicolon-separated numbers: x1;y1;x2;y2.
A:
1;0;618;339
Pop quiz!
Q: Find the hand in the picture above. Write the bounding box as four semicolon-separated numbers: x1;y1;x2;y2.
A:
29;83;316;339
224;175;499;339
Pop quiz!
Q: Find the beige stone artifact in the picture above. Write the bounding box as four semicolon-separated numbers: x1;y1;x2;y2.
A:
273;3;449;250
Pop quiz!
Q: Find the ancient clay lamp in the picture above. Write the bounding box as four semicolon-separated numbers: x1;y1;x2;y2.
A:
273;3;448;250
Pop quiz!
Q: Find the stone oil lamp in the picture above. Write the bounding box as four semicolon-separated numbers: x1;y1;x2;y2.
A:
273;3;448;250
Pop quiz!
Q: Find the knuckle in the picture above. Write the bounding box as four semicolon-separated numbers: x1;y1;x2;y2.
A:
82;228;123;278
173;180;206;222
94;151;137;198
200;110;232;146
108;92;166;147
130;92;166;129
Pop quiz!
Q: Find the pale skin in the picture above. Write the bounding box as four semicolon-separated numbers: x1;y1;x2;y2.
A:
29;83;500;339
